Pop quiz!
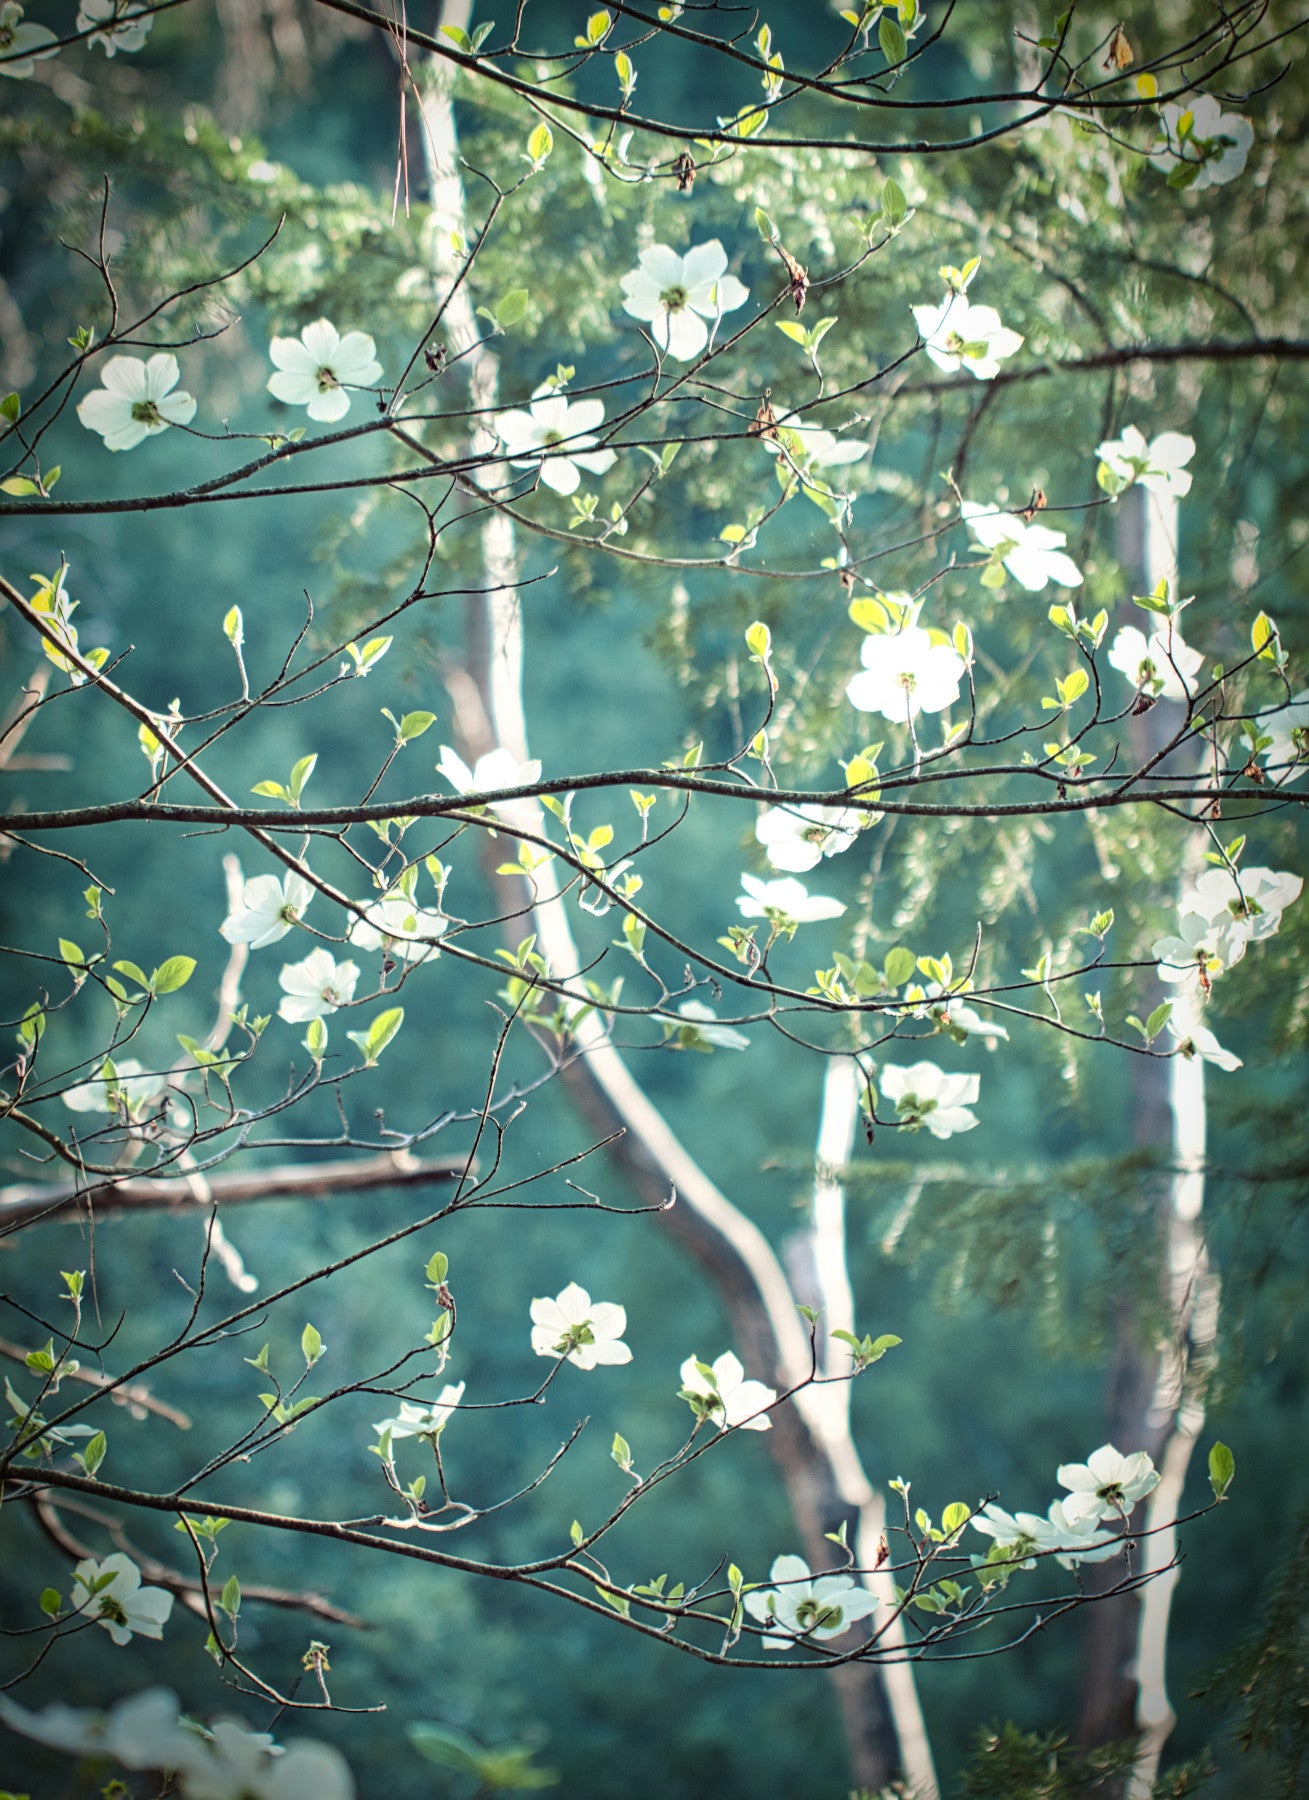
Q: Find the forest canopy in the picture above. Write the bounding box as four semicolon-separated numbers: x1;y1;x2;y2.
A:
1;3;1307;1797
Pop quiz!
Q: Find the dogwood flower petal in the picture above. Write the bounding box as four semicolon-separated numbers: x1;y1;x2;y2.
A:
78;354;197;451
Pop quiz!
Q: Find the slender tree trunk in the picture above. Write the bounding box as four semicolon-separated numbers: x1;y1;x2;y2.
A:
412;19;934;1791
1076;485;1219;1788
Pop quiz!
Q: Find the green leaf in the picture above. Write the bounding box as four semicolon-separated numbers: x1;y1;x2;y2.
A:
39;1587;61;1617
570;1519;584;1546
223;605;244;648
77;1430;107;1476
0;391;20;423
398;710;437;742
348;1006;405;1065
1;476;39;496
1144;1000;1173;1042
439;22;471;49
1251;611;1280;662
879;14;907;62
883;946;915;987
1208;1440;1235;1499
220;1574;242;1617
58;938;86;969
586;8;612;44
745;621;771;660
289;753;317;804
611;1432;632;1470
304;1016;327;1061
754;205;776;244
426;1251;449;1284
301;1323;324;1365
941;1501;971;1533
151;955;195;994
880;177;907;228
496;288;530;328
526;122;553;165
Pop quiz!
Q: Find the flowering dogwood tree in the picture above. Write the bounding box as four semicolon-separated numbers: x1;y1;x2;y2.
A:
1;3;1305;1796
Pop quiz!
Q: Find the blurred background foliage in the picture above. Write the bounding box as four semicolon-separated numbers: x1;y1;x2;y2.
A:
1;2;1306;1794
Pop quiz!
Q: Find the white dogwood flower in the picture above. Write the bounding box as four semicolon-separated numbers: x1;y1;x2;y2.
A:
879;1061;980;1138
675;1001;750;1051
744;1554;876;1648
0;2;55;75
736;874;845;924
1181;865;1303;944
911;292;1023;379
1096;425;1195;497
0;1688;198;1773
62;1057;171;1117
179;1719;356;1800
77;354;197;451
619;239;749;360
267;320;382;423
1107;624;1204;702
72;1554;175;1646
373;1382;465;1443
1258;690;1309;785
277;948;359;1022
846;625;965;723
1153;910;1246;990
962;502;1083;591
679;1351;776;1431
1168;1020;1242;1073
755;802;862;873
530;1282;631;1369
78;0;155;55
348;892;446;964
220;871;313;949
494;387;617;495
971;1501;1118;1569
1156;93;1254;191
436;745;542;803
1056;1443;1160;1524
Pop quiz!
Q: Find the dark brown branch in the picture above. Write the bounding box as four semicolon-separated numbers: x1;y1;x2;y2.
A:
0;1152;468;1230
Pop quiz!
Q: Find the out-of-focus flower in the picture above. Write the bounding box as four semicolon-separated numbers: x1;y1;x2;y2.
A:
493;388;616;495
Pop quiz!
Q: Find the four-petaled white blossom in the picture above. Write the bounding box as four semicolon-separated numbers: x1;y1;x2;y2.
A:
679;1351;776;1431
879;1061;980;1138
267;319;382;424
1167;1019;1242;1073
78;0;155;55
1107;624;1204;703
970;1500;1118;1570
743;1553;877;1649
63;1057;171;1117
0;1688;199;1774
676;1001;750;1051
176;1719;356;1800
764;419;872;508
77;354;197;451
911;293;1023;380
1180;865;1303;945
1056;1443;1160;1524
619;240;749;360
220;871;313;949
0;2;55;75
755;802;862;873
736;874;845;924
436;745;542;807
1156;94;1254;190
1153;910;1246;991
1096;425;1195;497
348;892;446;963
277;947;359;1022
962;502;1083;591
493;386;617;495
846;625;965;723
1259;691;1309;786
530;1282;631;1369
72;1553;175;1646
373;1382;465;1443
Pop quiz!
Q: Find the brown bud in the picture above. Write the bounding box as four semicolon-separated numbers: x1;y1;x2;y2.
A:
777;244;809;312
1104;24;1134;70
749;390;779;440
673;151;696;193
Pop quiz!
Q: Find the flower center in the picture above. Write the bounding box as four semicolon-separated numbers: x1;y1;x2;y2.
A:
542;430;565;449
796;1597;843;1633
315;365;340;393
130;400;163;426
660;283;689;313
